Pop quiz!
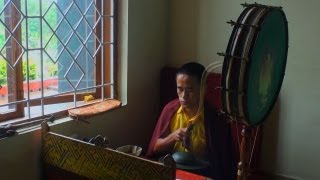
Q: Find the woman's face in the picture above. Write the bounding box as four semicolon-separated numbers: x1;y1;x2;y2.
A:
176;73;201;111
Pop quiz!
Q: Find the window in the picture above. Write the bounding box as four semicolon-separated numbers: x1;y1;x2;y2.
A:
0;0;117;122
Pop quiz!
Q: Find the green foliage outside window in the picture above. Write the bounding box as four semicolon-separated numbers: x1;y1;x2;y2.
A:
0;60;6;85
23;62;37;81
0;59;38;86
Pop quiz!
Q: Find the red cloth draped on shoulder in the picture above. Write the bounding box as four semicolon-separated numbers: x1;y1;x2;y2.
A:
146;98;237;180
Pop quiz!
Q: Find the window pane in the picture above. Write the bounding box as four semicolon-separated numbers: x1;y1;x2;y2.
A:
55;0;97;93
0;0;115;121
27;18;41;49
0;59;17;113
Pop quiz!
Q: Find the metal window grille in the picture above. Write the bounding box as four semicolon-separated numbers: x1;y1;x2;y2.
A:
0;0;115;120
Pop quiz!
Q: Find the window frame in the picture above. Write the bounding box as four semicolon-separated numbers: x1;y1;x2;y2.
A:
0;0;118;123
1;0;24;121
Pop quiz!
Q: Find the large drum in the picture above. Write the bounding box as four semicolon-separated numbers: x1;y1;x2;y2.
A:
221;4;288;126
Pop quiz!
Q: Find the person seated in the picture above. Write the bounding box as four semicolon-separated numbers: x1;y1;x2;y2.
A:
146;62;236;179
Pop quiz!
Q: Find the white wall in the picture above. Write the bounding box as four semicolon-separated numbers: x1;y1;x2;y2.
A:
168;0;200;65
169;0;320;179
0;0;169;179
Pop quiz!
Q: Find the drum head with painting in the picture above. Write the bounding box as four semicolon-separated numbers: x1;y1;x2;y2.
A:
221;5;288;126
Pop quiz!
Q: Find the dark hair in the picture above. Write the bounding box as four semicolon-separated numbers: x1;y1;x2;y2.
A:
176;62;205;83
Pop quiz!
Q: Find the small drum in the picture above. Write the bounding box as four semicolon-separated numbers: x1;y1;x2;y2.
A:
221;3;288;126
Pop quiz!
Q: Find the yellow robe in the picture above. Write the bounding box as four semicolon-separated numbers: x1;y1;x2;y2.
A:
169;106;207;160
